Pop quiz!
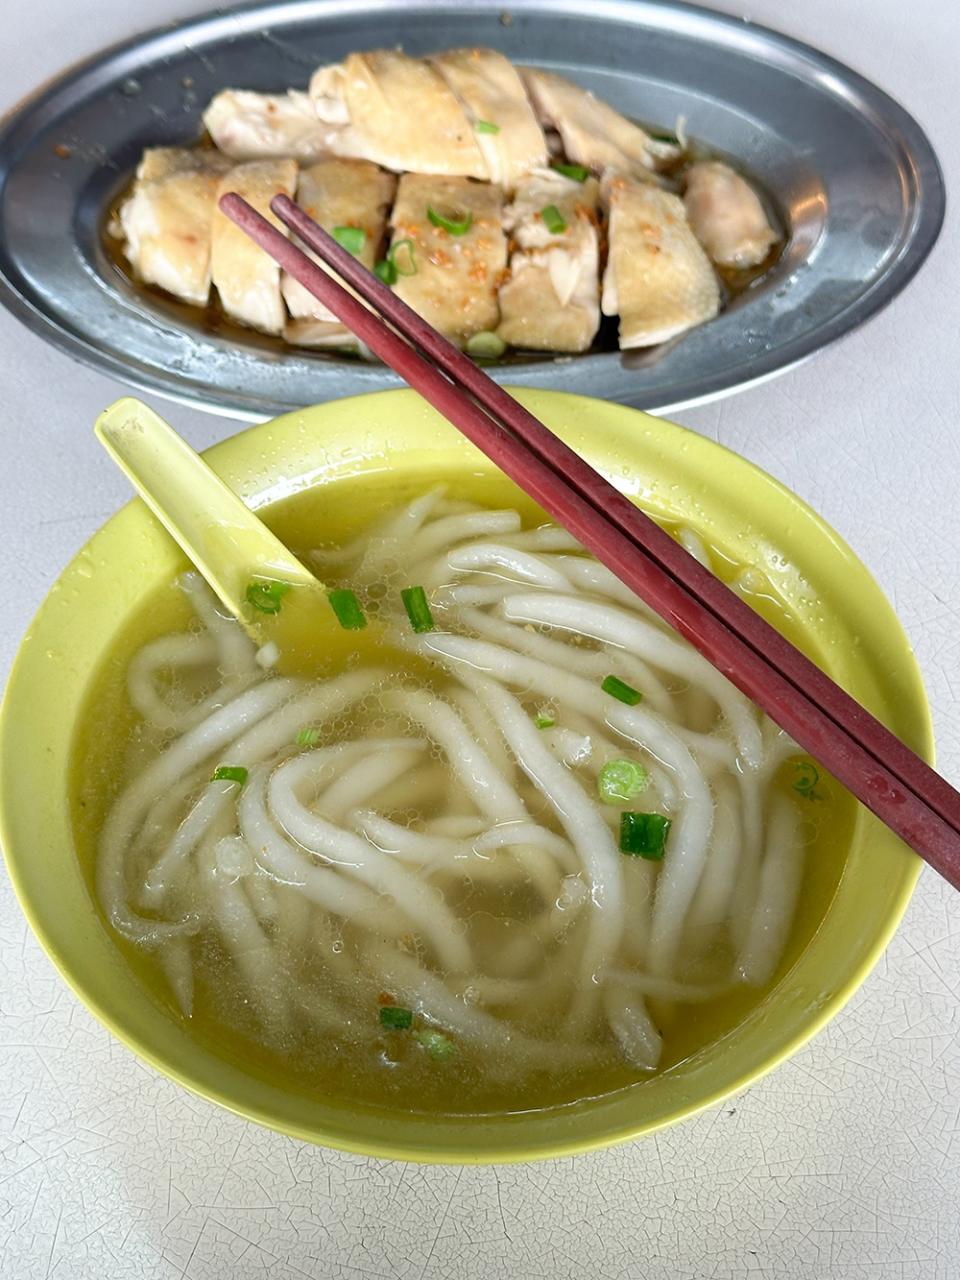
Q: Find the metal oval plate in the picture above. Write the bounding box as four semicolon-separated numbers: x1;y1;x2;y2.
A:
0;0;944;420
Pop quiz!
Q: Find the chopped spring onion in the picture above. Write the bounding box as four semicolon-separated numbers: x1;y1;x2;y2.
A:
427;205;473;236
296;727;322;748
374;258;397;285
534;713;556;730
212;765;248;786
332;225;366;255
389;238;417;276
465;330;506;359
375;238;419;284
327;588;367;630
245;578;291;615
649;130;679;145
551;161;590;182
619;811;671;859
401;585;435;633
414;1028;456;1060
475;119;500;134
379;1005;413;1030
601;674;642;706
540;204;568;234
598;759;650;805
793;760;820;799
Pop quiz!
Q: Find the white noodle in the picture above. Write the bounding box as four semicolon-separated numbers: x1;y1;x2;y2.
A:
158;937;194;1018
447;543;573;588
98;678;300;944
268;751;473;972
501;593;763;769
384;689;527;823
736;794;804;986
416;631;713;978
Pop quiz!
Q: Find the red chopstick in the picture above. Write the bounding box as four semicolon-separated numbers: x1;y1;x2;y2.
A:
219;190;960;889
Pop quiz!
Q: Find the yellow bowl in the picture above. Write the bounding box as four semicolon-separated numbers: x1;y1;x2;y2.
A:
0;389;928;1163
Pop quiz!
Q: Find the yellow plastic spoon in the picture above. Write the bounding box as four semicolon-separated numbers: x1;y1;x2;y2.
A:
95;397;372;677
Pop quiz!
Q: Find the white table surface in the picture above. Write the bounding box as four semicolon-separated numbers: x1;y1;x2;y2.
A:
1;2;958;1276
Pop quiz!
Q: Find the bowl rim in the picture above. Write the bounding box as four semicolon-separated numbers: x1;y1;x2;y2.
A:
0;388;929;1163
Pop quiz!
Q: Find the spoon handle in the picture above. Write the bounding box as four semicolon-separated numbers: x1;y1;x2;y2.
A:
95;398;320;623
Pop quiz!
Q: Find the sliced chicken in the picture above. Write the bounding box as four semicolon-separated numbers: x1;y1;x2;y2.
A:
521;69;681;179
497;170;600;353
119;148;233;305
210;159;298;334
601;171;720;348
683;161;778;269
282;159;396;349
203;89;333;162
309;51;488;178
428;48;547;189
389;174;506;346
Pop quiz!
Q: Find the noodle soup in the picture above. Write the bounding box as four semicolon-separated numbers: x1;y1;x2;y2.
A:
72;473;853;1115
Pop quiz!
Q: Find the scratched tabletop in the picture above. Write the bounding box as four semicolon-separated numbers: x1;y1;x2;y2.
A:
1;1;958;1277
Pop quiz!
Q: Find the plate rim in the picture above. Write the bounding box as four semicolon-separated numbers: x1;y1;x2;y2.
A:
0;0;946;419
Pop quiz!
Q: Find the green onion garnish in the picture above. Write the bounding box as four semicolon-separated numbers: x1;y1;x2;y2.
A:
465;330;506;359
551;161;590;182
389;238;417;276
649;130;679;145
793;760;820;799
619;812;671;859
376;238;419;284
374;258;397;285
534;714;555;730
212;765;248;785
598;759;650;805
327;588;367;630
475;119;500;134
379;1005;413;1030
401;585;434;633
332;225;366;254
245;578;291;615
540;204;567;234
427;205;473;236
601;674;642;706
414;1028;456;1060
296;727;322;747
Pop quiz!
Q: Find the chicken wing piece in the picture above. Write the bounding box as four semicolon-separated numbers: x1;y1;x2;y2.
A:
282;159;396;349
683;161;778;269
496;170;600;352
428;48;547;189
203;89;334;162
309;51;488;178
601;171;720;348
119;148;233;305
210;159;298;335
389;174;506;346
521;69;680;179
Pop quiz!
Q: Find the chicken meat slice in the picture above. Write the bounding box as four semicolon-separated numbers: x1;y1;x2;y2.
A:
428;48;547;189
496;170;600;352
119;148;233;305
683;161;778;269
389;174;506;346
282;159;396;349
210;159;298;334
601;171;719;348
521;69;680;179
309;51;488;177
203;89;334;162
